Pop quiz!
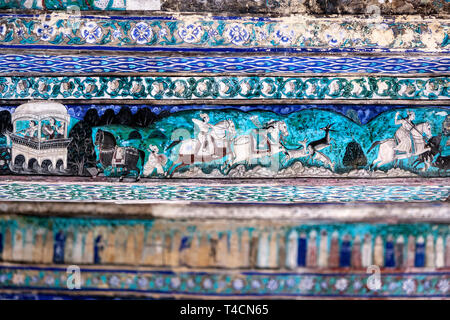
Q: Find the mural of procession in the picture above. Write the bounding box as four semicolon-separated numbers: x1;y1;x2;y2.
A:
0;102;449;179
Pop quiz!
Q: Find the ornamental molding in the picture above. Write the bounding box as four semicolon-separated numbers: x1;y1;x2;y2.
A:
0;14;448;53
0;76;448;100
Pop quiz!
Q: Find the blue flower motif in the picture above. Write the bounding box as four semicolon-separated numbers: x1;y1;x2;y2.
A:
125;277;134;286
170;277;181;289
112;29;122;40
187;278;195;288
138;277;148;289
34;23;55;41
109;276;120;287
217;280;227;290
159;28;168;38
131;22;153;45
155;277;164;288
0;24;6;38
258;31;268;41
232;278;245;290
224;23;250;46
402;278;416;294
17;28;25;37
81;22;103;44
202;278;213;290
0;274;8;283
274;25;295;45
266;279;278;291
44;275;55;286
251;279;261;289
438;279;449;293
178;24;203;43
208;28;218;38
286;278;296;288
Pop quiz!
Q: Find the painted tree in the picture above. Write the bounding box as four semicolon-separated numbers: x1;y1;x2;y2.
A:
0;111;12;134
100;109;115;125
342;140;367;169
0;111;12;174
133;107;158;127
115;106;133;126
68;109;100;176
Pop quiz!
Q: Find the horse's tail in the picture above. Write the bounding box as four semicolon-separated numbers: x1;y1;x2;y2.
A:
367;140;381;153
138;149;146;167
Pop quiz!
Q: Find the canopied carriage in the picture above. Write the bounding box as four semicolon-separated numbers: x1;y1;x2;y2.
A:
6;102;72;173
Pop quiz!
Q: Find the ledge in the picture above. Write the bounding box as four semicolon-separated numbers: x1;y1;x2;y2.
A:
0;200;448;222
0;13;448;54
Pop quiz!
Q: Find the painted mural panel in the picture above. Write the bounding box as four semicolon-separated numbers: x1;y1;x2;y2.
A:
0;103;449;179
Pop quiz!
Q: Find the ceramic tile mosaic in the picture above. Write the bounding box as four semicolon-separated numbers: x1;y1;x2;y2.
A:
0;76;448;100
0;265;448;298
1;54;448;74
0;14;448;53
0;182;448;202
1;0;448;15
0;2;449;301
0;103;448;179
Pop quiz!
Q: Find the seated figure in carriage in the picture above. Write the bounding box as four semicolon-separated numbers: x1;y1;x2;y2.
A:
41;118;65;140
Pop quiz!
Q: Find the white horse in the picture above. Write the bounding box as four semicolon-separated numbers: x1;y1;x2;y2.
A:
226;120;289;169
166;119;236;177
368;122;432;170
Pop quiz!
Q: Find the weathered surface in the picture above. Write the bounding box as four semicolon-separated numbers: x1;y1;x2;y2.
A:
0;14;449;53
0;0;448;15
0;0;449;302
0;103;449;179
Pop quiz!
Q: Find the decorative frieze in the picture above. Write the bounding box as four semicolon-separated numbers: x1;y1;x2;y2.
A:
1;0;448;15
0;103;448;179
0;182;449;202
0;76;448;100
2;54;448;75
0;14;448;53
0;264;448;298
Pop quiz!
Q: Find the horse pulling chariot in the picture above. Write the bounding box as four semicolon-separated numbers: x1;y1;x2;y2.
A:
165;114;292;177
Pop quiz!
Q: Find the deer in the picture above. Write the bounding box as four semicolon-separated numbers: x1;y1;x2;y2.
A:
306;123;336;171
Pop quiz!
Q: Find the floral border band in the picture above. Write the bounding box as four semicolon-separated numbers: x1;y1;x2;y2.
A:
0;14;448;53
0;265;448;298
0;76;448;100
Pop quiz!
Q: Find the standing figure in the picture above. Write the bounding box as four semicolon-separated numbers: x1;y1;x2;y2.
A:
195;113;214;156
143;145;167;176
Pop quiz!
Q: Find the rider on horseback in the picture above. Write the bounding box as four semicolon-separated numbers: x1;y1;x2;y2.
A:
393;110;415;156
195;113;214;156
